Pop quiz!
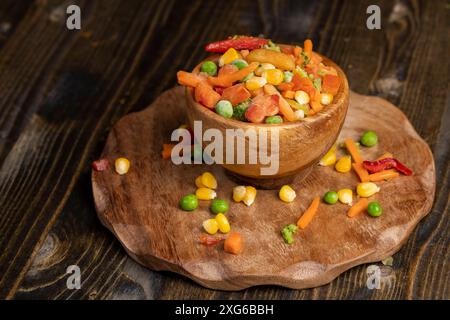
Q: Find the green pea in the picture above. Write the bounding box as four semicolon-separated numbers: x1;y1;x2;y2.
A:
215;100;233;118
231;59;248;70
368;201;383;217
265;115;283;124
201;61;217;76
283;71;293;83
233;99;250;121
323;191;338;204
361;131;378;147
179;194;198;211
210;199;229;214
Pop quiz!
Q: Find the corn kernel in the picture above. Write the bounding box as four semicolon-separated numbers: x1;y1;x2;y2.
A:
294;90;310;105
335;156;352;173
319;145;337;166
337;189;353;205
245;76;267;91
356;182;380;197
219;48;240;66
243;186;257;206
196;187;217;200
215;213;231;233
279;185;296;203
115;157;130;175
262;69;284;85
201;172;217;189
320;93;333;105
203;219;219;235
294;109;305;120
195;175;206;188
255;63;276;76
233;186;247;202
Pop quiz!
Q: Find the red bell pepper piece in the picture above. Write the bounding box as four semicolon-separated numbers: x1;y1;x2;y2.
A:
363;158;413;176
91;159;109;171
205;36;269;53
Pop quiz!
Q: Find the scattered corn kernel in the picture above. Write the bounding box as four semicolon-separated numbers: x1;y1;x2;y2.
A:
245;76;267;91
195;175;206;188
294;109;305;120
233;186;247;202
215;213;231;233
262;69;284;85
201;172;217;189
294;90;310;105
242;186;257;206
320;93;333;105
319;145;337;166
196;187;217;200
279;185;296;203
255;63;276;76
356;182;380;197
219;48;240;66
337;189;353;205
335;156;352;173
203;219;219;235
115;157;130;175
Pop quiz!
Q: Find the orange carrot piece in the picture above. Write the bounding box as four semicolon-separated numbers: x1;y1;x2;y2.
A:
304;39;313;57
345;138;363;164
352;163;370;182
282;90;295;99
369;170;399;182
297;196;320;229
293;46;302;57
277;82;294;91
263;84;296;121
208;62;259;87
162;143;175;159
224;232;243;255
347;198;369;218
310;92;324;113
177;71;202;87
377;152;394;160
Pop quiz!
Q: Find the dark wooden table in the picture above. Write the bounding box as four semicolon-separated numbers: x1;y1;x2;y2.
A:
0;0;448;300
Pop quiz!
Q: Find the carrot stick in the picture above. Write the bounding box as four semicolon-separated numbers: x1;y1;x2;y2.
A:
344;138;363;164
304;39;313;57
347;198;369;218
224;232;243;255
208;62;258;87
264;84;296;121
177;71;203;87
369;169;399;182
297;196;320;229
352;163;370;182
293;46;302;57
376;152;394;160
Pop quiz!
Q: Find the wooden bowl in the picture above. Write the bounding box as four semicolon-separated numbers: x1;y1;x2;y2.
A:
185;53;349;188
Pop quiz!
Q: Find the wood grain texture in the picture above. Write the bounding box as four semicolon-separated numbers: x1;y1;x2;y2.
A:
91;87;435;290
0;0;447;299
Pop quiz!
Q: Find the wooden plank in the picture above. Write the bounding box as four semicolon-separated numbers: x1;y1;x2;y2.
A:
4;0;449;299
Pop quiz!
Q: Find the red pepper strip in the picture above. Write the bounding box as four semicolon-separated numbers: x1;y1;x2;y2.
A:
199;234;224;246
363;158;413;176
92;159;109;171
205;37;269;53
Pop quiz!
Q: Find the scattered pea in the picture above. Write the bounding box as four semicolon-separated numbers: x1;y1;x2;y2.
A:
361;131;378;147
281;224;298;244
368;201;383;217
323;191;338;204
210;199;229;214
231;59;248;70
265;115;283;124
179;194;198;211
215;100;233;118
200;61;217;76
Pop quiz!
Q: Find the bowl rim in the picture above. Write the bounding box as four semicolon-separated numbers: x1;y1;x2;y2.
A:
186;48;349;129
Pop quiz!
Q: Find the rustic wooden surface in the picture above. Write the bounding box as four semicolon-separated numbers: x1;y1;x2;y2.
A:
92;87;435;290
0;0;448;299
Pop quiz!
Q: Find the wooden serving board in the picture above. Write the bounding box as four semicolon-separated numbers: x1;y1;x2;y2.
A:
92;87;435;290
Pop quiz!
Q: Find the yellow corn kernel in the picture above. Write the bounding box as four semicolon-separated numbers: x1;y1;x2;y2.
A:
196;187;217;200
335;156;352;173
219;48;240;66
203;219;219;235
215;213;231;233
356;182;380;197
319;145;337;166
195;175;206;188
294;90;310;105
337;189;353;205
201;172;217;189
243;186;257;206
245;76;267;91
115;157;130;175
320;93;333;105
233;186;247;203
262;69;284;85
255;63;276;76
279;185;296;203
